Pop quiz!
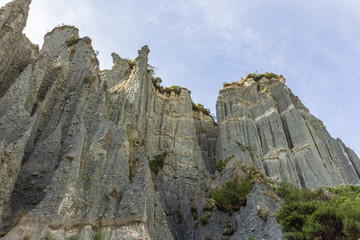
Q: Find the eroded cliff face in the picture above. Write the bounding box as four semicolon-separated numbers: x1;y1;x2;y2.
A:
0;0;38;99
216;76;360;189
0;0;359;239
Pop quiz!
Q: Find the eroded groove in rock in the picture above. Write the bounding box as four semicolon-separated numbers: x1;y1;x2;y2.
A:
217;75;360;189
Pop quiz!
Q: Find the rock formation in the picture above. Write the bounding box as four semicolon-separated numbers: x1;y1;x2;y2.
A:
0;0;359;239
217;75;360;189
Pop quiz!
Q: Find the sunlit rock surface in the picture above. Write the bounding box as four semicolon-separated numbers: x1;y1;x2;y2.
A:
0;0;359;239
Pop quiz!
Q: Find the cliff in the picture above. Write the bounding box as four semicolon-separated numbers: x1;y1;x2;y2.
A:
217;75;360;189
0;0;359;239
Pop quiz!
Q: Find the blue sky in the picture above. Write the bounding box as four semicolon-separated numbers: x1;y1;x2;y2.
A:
1;0;359;155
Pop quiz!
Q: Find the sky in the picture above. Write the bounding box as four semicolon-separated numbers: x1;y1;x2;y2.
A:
1;0;359;155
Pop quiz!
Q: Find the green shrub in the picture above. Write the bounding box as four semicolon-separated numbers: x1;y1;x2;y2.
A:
214;160;225;172
246;72;279;81
303;204;345;240
212;178;252;212
153;77;162;86
69;236;80;240
329;185;360;197
149;152;167;174
192;103;211;116
275;183;360;240
223;81;240;89
340;195;360;239
162;85;182;95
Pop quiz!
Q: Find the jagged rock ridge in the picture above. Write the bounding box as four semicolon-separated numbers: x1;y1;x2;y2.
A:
0;0;359;239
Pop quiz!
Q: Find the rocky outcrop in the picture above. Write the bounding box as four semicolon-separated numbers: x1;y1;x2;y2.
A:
0;0;38;99
0;0;359;239
1;22;174;238
216;76;360;189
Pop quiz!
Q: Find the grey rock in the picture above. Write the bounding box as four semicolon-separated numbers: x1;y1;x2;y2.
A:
0;0;38;99
216;77;360;189
231;183;282;240
0;0;359;239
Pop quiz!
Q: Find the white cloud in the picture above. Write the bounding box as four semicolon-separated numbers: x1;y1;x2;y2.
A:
0;0;10;7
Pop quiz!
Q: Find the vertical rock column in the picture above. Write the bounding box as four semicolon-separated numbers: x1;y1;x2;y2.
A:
216;76;360;189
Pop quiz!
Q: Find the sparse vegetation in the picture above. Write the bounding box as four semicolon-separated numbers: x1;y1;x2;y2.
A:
69;236;80;240
125;128;133;143
191;203;198;220
222;72;283;89
128;59;136;68
246;72;280;81
147;64;215;123
212;178;252;212
235;141;255;165
214;161;224;172
149;152;167;174
211;157;276;213
23;235;32;240
192;103;210;116
199;212;211;225
275;183;360;240
152;76;162;86
92;230;104;240
147;64;155;73
203;198;216;211
151;74;188;96
163;85;182;95
258;206;269;220
214;155;234;172
236;141;247;151
66;34;80;46
224;219;233;229
176;208;184;223
223;219;235;235
40;232;55;240
236;162;273;185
